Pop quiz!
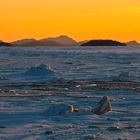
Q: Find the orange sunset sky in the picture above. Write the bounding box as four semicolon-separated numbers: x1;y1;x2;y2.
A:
0;0;140;42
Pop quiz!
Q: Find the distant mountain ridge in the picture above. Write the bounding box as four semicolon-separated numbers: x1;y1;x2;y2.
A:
126;40;140;46
0;36;140;47
78;40;89;45
12;39;37;46
28;40;62;46
12;39;62;46
81;40;126;46
0;40;12;46
12;35;78;46
40;35;78;46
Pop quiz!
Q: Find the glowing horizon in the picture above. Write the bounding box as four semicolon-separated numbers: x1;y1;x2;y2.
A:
0;0;140;42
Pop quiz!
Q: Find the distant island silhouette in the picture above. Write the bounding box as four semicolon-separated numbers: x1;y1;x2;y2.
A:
0;40;12;46
12;39;62;46
0;35;139;47
126;40;140;46
40;35;77;46
12;35;77;46
81;40;126;46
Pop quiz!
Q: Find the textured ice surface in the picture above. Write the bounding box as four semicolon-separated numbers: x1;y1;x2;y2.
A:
0;46;140;140
23;64;56;80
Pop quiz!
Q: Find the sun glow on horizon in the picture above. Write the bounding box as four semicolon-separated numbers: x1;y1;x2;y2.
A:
0;0;140;42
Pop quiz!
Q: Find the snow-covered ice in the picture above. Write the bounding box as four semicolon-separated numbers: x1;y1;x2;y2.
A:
0;46;140;140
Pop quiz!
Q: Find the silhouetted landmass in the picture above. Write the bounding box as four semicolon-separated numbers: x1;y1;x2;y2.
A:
78;40;89;45
21;40;62;46
0;41;12;46
2;36;140;47
81;40;126;46
40;35;78;46
12;39;37;46
12;38;62;46
126;40;139;46
11;35;78;46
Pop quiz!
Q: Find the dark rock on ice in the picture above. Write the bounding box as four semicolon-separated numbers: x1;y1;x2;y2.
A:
44;130;54;135
45;96;112;116
92;96;112;115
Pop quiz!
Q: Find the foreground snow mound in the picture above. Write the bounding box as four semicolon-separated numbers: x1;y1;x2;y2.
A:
25;64;55;77
4;64;57;81
112;71;131;81
45;96;112;117
45;104;74;116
